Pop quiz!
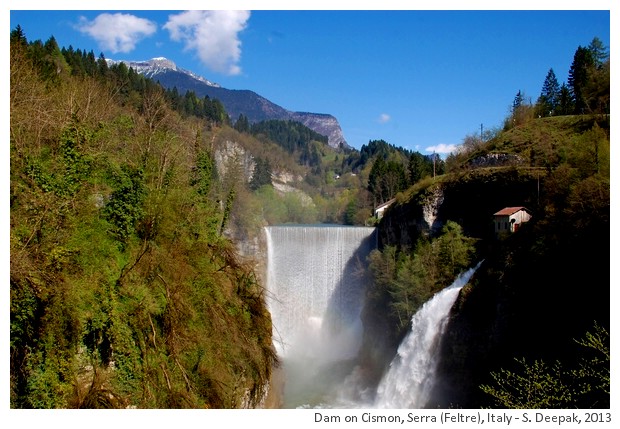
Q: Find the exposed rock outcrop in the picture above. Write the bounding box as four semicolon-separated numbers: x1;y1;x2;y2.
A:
291;112;348;149
370;166;609;409
214;140;255;184
421;185;445;233
467;152;525;168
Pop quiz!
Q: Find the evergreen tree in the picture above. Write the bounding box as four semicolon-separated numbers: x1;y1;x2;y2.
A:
65;47;86;77
96;52;108;78
10;24;27;47
84;50;97;76
211;98;229;125
368;157;387;205
234;114;250;133
568;46;595;114
408;152;432;184
512;90;524;112
343;198;358;226
588;37;608;69
166;87;181;111
537;68;560;117
556;83;575;116
249;157;272;190
40;36;70;81
191;151;217;197
368;158;407;205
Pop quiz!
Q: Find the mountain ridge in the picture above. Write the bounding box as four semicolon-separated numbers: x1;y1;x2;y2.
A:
107;57;350;149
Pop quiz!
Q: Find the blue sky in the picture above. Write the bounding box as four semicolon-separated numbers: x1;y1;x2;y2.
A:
9;5;612;155
3;3;618;421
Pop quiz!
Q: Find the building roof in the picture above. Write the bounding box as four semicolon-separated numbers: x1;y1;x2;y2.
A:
493;206;529;216
375;198;396;211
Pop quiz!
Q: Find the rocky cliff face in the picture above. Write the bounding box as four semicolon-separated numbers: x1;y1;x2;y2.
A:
378;168;541;248
427;215;609;408
372;167;609;408
467;152;525;168
214;140;256;184
364;169;535;401
290;112;348;149
378;185;446;248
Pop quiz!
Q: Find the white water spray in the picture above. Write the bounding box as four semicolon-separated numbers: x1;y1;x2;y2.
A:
374;263;481;408
265;225;376;407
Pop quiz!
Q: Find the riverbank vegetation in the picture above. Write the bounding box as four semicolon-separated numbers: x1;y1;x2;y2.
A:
368;221;477;334
480;323;609;408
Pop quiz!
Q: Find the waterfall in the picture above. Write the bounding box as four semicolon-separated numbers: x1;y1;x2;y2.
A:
373;263;481;408
265;225;376;407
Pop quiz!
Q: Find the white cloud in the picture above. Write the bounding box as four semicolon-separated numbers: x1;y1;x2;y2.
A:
77;13;157;54
378;113;391;124
425;143;458;154
164;10;250;76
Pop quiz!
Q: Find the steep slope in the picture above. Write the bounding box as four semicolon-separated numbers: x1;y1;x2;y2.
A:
11;37;277;409
364;115;610;408
107;58;349;149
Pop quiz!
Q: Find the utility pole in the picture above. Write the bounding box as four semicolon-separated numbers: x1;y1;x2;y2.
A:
433;150;436;179
480;123;484;142
537;170;540;208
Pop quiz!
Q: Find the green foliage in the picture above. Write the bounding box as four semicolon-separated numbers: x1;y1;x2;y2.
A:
165;90;229;125
250;119;327;156
191;150;217;197
481;358;574;408
12;24;610;409
11;29;276;409
512;90;525;111
21;121;93;199
556;83;574;116
480;324;609;408
505;91;535;129
536;69;560;117
503;36;610;132
103;165;146;245
368;221;476;332
252;185;318;225
249;157;272;190
234;113;251;133
564;122;609;177
573;323;610;398
562;38;609;115
220;187;236;235
358;139;411;165
408;152;433;184
588;37;609;67
568;46;595;114
368;157;408;205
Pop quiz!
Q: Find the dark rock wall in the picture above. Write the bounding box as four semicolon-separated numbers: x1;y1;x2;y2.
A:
367;167;609;408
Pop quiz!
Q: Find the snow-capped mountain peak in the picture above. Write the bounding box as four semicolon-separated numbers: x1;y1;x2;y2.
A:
105;57;221;88
105;56;348;148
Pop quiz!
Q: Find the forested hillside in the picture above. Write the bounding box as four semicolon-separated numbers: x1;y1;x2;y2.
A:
10;27;278;408
9;25;429;410
360;37;610;408
10;23;610;410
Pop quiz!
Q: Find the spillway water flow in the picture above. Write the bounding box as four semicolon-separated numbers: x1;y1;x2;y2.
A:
265;225;376;407
373;263;481;408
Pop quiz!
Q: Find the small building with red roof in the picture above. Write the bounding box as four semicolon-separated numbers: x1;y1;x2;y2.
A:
493;206;532;236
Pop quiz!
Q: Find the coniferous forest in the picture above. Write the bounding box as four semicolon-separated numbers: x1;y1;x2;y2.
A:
10;23;610;409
